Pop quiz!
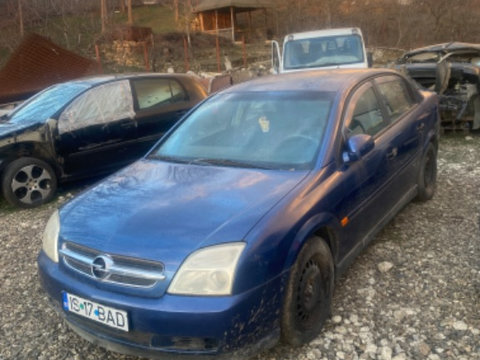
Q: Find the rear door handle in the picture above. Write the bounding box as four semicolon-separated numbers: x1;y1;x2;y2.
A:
417;122;425;132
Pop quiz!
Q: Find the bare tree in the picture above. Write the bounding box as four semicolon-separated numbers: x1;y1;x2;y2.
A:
100;0;107;33
173;0;179;22
18;0;24;37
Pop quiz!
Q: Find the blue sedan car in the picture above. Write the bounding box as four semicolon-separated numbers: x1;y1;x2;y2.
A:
38;69;439;358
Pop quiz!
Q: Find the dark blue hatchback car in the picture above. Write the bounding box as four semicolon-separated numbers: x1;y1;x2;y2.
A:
38;69;439;358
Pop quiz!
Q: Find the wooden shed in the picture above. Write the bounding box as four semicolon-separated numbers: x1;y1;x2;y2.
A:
192;0;273;42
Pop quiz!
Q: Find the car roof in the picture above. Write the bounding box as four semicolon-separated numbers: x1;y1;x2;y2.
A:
221;69;400;94
284;27;363;41
403;42;480;57
59;73;195;88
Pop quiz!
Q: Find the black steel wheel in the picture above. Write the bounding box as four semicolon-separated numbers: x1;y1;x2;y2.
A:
281;236;334;346
416;142;437;202
1;157;57;208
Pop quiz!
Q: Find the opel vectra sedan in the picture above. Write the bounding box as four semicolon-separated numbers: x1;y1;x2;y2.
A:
38;69;439;358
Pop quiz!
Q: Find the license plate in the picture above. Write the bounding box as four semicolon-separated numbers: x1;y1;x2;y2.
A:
62;292;129;332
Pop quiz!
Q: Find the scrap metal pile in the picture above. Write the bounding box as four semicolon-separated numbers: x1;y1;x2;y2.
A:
396;42;480;131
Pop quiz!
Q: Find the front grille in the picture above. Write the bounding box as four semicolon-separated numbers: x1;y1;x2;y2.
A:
60;242;165;288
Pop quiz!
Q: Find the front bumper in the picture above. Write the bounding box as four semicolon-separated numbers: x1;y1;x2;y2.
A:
38;251;286;359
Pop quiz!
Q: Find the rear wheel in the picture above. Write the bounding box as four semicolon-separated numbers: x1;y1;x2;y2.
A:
416;143;437;202
281;236;334;346
1;157;57;208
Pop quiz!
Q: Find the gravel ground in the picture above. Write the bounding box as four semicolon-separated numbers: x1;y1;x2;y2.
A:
0;134;479;360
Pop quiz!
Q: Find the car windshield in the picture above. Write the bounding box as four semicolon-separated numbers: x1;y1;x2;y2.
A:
284;34;364;70
150;91;333;170
7;82;91;124
404;51;441;63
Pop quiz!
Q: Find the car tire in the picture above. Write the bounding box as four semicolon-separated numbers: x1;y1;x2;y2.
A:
416;143;437;202
281;236;334;346
1;157;57;208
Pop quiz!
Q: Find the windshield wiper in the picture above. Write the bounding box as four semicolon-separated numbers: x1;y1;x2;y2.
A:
149;155;274;169
148;154;190;164
189;158;274;170
0;114;9;123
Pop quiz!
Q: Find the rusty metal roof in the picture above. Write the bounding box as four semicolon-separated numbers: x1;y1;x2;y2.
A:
0;33;98;104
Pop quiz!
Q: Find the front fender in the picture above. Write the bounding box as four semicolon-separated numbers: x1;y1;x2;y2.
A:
283;212;342;271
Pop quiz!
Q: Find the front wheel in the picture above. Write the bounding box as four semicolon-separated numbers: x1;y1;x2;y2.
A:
281;236;334;346
1;157;57;208
416;143;437;202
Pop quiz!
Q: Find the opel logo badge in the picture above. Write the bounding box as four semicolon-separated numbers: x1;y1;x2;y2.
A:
91;255;113;280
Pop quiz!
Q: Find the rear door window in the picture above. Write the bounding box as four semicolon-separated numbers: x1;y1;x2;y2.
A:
376;77;415;122
132;78;187;110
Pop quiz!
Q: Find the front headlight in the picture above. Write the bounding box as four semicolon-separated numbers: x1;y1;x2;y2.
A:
42;210;60;263
168;242;246;296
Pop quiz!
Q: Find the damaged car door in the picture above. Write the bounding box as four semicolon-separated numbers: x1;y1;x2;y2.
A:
56;80;137;176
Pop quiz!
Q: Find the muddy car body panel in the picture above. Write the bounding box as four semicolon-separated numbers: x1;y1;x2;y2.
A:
396;42;480;130
0;73;207;207
38;69;440;358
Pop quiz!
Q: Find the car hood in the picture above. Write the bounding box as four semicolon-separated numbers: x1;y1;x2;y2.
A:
0;120;44;141
60;159;308;269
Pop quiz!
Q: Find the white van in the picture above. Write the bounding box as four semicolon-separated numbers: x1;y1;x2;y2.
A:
272;27;371;73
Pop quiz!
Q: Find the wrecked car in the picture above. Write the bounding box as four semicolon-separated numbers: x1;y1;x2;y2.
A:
0;73;206;208
38;69;439;358
396;42;480;131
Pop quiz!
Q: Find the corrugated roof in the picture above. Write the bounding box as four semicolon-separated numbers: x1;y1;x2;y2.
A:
0;33;98;104
193;0;273;12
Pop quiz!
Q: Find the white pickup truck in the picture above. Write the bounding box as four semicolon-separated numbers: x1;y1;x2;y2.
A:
272;27;371;73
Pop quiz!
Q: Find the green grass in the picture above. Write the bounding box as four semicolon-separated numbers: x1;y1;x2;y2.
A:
112;5;177;34
0;198;16;214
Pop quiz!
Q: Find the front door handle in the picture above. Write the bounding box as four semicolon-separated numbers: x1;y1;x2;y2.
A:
175;110;187;118
386;147;398;160
417;122;425;132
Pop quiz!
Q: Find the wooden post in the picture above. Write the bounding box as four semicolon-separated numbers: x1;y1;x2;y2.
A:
216;35;221;73
230;6;235;42
184;36;190;72
127;0;133;25
248;10;252;40
95;44;103;73
215;10;219;35
199;13;204;31
143;42;150;71
242;35;247;67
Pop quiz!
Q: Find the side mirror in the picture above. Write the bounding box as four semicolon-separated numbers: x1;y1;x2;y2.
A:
367;52;373;68
271;40;281;74
343;134;374;163
46;117;57;129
